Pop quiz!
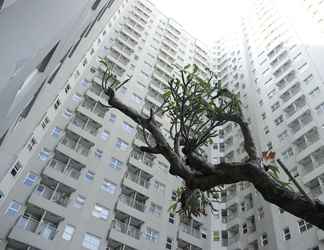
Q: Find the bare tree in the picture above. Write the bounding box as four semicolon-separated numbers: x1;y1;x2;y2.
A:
99;59;324;230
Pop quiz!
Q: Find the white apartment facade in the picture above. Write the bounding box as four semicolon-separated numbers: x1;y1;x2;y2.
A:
0;1;214;250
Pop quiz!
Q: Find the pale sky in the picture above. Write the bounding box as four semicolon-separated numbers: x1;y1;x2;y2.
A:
149;0;246;45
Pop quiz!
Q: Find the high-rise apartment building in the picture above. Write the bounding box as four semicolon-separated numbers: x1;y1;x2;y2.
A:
1;0;324;250
210;0;324;250
0;1;214;250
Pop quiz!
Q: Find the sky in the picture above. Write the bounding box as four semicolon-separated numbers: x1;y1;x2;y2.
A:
149;0;247;45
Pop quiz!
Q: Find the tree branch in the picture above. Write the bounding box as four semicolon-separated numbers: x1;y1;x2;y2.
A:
105;88;193;180
186;155;324;230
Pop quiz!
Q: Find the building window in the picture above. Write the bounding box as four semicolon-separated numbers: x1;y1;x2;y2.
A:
115;138;129;150
62;225;75;241
154;181;165;193
298;220;312;233
64;84;71;93
85;171;95;182
39;148;51;161
261;233;268;246
242;223;248;234
315;102;324;114
82;233;101;250
168;212;175;224
165;237;173;249
241;202;246;212
80;79;90;87
258;207;264;220
132;93;144;104
274;115;284;126
72;93;82;103
278;130;288;142
304;74;313;85
94;148;103;159
309;87;320;97
100;130;110;141
101;180;116;194
111;157;123;169
122;122;135;134
74;195;86;208
171;191;177;201
27;137;37;151
149;203;162;217
282;148;294;160
145;227;159;242
283;227;291;240
213;231;220;241
51;127;62;137
63;108;73;118
201;231;207;239
5;201;22;217
41;116;50;129
54;98;61;110
10;161;22;177
92;204;109;220
109;113;117;123
23;172;38;186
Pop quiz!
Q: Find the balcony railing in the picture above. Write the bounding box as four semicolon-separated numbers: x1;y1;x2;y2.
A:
180;223;201;239
126;172;150;189
35;184;70;207
112;220;141;239
60;136;92;157
48;159;81;180
119;194;146;212
16;215;58;240
130;149;154;167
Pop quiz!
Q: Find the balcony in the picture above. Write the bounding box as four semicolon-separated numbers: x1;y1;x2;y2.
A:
111;219;141;240
80;95;107;120
129;10;147;26
283;95;306;119
150;79;167;95
108;212;142;250
125;165;152;189
45;151;83;185
70;111;102;140
5;240;41;250
107;239;137;250
129;147;155;174
123;24;141;41
35;176;73;204
276;70;296;90
126;17;145;33
288;110;313;135
293;127;320;154
305;178;323;198
119;193;146;213
273;59;292;78
226;184;237;202
9;205;61;249
113;40;134;57
118;31;138;48
179;223;201;239
227;225;240;246
280;82;300;103
246;215;256;234
59;130;94;158
177;239;202;250
222;203;239;223
160;43;177;59
246;240;259;250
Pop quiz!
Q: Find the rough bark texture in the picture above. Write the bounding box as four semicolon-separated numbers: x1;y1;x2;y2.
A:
104;87;324;230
